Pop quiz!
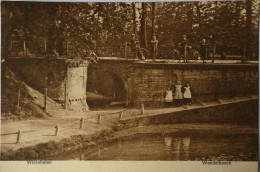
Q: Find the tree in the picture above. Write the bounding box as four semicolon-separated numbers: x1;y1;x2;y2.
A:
2;1;259;60
140;3;148;49
151;2;156;36
246;0;252;60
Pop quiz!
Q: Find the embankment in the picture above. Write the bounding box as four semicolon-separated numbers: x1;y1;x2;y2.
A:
1;98;258;160
115;98;258;130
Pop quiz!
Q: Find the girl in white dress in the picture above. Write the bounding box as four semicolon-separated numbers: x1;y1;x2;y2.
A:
183;83;192;105
174;81;183;106
164;88;173;107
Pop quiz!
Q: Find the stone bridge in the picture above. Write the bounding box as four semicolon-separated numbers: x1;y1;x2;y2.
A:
88;58;258;107
7;57;258;109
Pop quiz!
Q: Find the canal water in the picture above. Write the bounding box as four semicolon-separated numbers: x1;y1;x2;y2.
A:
55;131;258;161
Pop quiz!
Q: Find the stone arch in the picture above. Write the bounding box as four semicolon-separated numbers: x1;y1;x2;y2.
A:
87;69;128;108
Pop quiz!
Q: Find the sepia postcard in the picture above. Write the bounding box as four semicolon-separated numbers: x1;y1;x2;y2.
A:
0;0;259;171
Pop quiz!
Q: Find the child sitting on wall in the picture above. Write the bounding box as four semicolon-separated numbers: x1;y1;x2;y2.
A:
183;83;192;105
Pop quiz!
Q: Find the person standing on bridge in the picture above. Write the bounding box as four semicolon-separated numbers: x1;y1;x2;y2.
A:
151;35;158;60
209;35;216;63
131;34;138;59
200;38;207;63
178;35;189;63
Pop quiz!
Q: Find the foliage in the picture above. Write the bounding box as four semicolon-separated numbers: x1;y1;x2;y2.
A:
156;1;259;59
2;1;259;60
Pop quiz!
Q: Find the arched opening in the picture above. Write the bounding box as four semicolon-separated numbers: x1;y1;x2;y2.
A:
86;70;127;109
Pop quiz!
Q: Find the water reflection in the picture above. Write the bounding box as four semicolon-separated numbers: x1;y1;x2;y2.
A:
72;132;257;161
80;154;84;160
117;138;122;150
164;137;172;151
182;137;190;160
163;136;191;160
97;145;101;156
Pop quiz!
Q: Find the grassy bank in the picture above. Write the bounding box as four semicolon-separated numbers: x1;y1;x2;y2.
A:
1;62;61;120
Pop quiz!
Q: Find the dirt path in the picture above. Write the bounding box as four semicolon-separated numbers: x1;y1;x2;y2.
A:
1;95;258;155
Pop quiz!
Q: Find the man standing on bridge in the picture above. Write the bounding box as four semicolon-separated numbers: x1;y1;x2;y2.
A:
178;35;189;63
131;34;138;59
151;35;158;60
209;35;216;63
200;38;207;63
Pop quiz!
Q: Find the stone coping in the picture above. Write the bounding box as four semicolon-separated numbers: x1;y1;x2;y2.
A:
119;96;258;122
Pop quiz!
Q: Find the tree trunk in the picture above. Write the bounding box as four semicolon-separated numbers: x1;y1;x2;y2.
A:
151;2;157;60
151;2;156;36
140;2;147;49
132;2;137;36
23;4;28;55
187;3;193;32
46;4;58;55
246;0;252;60
195;2;201;37
1;3;12;58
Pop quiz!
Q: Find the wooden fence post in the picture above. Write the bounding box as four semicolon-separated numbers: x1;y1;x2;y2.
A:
119;111;123;120
242;34;246;64
44;38;47;53
44;88;47;111
66;40;69;55
23;40;27;55
17;89;21;110
79;117;84;129
16;129;21;143
65;77;68;110
97;114;101;124
55;124;60;136
124;42;127;58
141;103;144;115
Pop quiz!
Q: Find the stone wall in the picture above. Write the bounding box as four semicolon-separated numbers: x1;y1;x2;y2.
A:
115;99;258;130
8;58;89;110
89;59;258;107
